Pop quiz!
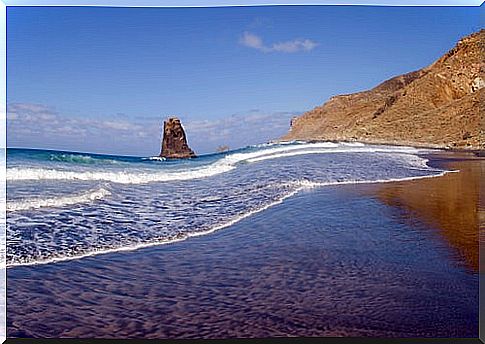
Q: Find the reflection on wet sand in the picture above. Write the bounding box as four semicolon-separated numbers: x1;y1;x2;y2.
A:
369;154;483;272
6;152;480;339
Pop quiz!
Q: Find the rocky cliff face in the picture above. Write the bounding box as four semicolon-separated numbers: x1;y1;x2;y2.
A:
283;29;484;150
160;117;196;159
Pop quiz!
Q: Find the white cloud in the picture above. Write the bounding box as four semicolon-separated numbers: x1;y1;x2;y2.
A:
7;102;300;155
6;103;160;155
272;39;319;53
240;31;318;53
101;120;140;131
184;110;299;150
240;32;265;50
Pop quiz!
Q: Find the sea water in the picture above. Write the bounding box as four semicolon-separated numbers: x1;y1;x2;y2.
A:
6;142;448;267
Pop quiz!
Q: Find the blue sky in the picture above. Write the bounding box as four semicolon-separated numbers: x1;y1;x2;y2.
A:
6;5;482;156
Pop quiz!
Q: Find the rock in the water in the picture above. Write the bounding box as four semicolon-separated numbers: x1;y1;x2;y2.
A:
160;117;196;159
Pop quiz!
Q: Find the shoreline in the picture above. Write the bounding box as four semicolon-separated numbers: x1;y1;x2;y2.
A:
7;151;479;338
363;154;482;272
6;171;454;269
273;138;484;156
6;150;470;269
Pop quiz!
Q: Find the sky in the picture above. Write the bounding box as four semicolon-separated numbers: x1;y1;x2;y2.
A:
6;5;482;156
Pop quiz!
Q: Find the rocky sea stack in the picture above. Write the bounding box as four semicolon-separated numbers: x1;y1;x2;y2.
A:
160;117;196;159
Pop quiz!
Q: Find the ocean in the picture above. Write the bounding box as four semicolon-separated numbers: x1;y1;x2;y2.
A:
6;143;481;338
6;141;449;267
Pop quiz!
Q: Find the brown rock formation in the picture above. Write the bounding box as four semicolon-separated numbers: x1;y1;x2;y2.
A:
160;117;196;159
283;29;484;150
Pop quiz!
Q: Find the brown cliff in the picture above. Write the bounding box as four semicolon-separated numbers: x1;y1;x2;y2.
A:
283;29;484;150
160;117;196;159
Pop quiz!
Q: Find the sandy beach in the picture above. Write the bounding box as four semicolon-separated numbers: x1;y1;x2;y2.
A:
6;6;483;342
368;151;483;272
7;151;481;339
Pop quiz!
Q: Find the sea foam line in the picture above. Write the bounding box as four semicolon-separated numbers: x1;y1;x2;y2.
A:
6;169;456;269
246;147;422;163
6;184;302;268
6;142;425;184
7;188;111;212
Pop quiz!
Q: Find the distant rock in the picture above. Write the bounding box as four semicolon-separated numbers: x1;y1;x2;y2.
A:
216;145;230;153
282;29;484;150
160;117;196;159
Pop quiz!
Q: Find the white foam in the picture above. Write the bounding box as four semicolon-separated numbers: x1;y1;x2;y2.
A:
6;142;425;184
6;163;236;184
142;156;166;161
252;140;301;148
6;169;456;268
247;149;343;163
7;188;111;212
246;147;422;163
6;184;302;268
283;170;458;189
339;142;366;147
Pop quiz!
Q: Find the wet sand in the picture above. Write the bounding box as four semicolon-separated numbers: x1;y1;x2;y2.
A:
364;151;483;272
7;152;481;339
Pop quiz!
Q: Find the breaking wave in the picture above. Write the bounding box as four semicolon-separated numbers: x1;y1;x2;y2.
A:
142;156;166;161
7;187;111;212
48;153;122;165
6;141;449;267
6;171;456;268
7;142;426;184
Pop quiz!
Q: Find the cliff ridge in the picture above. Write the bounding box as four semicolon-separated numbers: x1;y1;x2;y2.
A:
283;29;484;150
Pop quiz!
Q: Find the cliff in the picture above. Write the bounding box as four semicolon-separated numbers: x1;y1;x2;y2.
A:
160;117;196;159
282;30;484;150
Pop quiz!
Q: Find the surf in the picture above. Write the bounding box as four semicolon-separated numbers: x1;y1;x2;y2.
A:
6;142;429;184
6;142;449;268
5;170;456;268
7;187;111;212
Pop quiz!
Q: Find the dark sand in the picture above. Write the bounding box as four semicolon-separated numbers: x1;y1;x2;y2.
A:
7;152;481;339
366;152;483;272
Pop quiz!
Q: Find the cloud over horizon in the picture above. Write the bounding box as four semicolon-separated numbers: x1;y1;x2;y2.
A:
7;102;300;156
7;103;157;155
240;31;318;53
